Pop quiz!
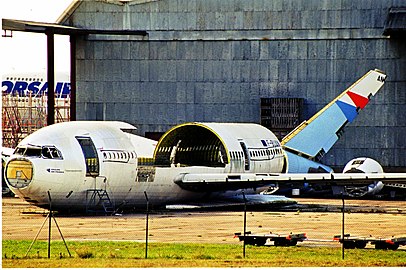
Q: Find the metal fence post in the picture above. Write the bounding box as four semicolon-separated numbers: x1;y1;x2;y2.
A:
341;193;345;260
144;191;149;259
47;191;52;259
242;191;247;258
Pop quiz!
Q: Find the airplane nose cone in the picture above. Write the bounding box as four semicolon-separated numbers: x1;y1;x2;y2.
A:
5;158;33;189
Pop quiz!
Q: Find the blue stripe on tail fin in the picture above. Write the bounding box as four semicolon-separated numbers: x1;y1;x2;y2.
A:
336;100;358;123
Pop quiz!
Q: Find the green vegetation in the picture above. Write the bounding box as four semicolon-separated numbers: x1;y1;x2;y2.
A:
2;240;405;268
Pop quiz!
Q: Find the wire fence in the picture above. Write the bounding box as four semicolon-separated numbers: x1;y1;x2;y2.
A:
3;196;406;253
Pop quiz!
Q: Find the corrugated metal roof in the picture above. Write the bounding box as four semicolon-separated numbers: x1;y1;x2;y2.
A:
2;18;81;34
2;18;147;36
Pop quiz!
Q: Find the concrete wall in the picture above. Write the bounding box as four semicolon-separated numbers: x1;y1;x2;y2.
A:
67;0;406;170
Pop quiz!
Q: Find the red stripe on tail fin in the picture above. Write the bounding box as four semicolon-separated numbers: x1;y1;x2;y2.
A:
347;91;369;109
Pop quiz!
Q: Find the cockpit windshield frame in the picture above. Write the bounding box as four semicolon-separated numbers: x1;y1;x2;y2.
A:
41;146;63;159
14;144;63;160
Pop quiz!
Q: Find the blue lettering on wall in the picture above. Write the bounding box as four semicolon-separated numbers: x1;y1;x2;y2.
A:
1;80;71;98
2;81;13;93
14;81;28;92
40;82;48;92
28;81;41;92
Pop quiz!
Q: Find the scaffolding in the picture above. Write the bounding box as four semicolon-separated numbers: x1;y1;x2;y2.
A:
2;92;70;148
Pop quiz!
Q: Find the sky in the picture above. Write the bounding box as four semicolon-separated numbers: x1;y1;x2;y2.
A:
1;0;73;74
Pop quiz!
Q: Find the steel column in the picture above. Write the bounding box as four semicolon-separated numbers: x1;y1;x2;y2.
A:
46;30;55;125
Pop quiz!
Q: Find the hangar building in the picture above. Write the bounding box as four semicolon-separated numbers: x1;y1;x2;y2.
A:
57;0;406;171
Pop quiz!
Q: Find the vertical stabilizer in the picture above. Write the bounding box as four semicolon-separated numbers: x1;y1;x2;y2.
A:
281;69;386;162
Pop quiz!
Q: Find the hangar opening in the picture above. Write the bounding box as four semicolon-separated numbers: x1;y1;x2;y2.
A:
154;124;228;167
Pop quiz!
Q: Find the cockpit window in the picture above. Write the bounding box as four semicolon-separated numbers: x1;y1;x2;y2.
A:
25;147;42;157
14;147;26;156
14;146;41;157
41;146;63;159
14;145;63;159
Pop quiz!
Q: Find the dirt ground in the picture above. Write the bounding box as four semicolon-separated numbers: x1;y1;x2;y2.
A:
2;197;406;249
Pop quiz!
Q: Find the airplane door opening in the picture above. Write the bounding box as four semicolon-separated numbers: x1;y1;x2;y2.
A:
76;137;99;177
154;124;229;167
239;141;250;171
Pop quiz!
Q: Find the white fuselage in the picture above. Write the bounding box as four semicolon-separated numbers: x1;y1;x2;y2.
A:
4;121;286;211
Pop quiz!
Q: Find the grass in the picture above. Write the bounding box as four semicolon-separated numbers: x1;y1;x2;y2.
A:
2;240;406;268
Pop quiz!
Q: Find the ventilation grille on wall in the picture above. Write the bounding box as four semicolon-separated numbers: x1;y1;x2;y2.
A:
260;98;303;140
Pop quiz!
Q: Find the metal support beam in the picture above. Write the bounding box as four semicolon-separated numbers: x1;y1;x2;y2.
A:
70;35;76;121
46;30;55;126
2;18;148;126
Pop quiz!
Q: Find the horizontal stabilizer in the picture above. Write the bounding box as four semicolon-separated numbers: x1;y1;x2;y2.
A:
281;69;386;160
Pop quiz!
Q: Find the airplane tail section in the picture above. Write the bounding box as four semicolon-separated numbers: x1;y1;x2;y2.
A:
281;69;386;164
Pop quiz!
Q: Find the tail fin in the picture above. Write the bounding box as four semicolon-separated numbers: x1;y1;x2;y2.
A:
281;69;386;161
